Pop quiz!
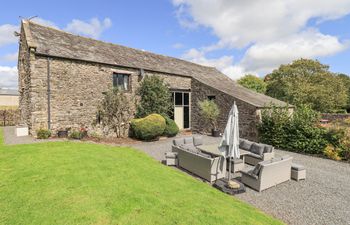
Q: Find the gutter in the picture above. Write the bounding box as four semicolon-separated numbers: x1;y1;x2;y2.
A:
47;57;51;130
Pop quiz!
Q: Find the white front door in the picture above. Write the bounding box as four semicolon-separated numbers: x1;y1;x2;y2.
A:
174;106;184;130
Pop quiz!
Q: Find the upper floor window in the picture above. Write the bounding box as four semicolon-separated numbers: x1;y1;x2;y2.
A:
113;73;129;90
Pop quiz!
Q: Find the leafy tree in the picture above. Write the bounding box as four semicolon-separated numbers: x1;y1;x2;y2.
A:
337;73;350;112
198;100;220;130
265;59;347;112
136;75;172;118
238;74;267;93
98;88;134;138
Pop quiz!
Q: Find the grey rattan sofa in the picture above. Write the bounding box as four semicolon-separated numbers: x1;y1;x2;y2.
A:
239;139;275;166
172;136;226;183
241;155;293;192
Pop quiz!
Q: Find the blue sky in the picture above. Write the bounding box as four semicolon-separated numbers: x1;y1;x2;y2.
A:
1;0;350;89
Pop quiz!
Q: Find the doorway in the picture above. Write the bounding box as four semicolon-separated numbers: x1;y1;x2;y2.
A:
171;91;190;130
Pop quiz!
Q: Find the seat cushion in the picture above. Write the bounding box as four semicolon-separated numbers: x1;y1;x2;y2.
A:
292;163;305;171
250;143;265;156
247;153;263;159
193;136;203;146
165;152;177;158
180;144;199;153
184;137;194;144
240;140;253;150
232;158;243;164
173;138;184;146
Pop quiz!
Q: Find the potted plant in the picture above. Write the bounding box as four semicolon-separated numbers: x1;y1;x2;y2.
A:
198;99;220;137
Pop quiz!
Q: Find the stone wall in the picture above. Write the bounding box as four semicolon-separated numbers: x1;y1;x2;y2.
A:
25;55;191;136
191;79;259;141
18;25;34;127
321;113;350;122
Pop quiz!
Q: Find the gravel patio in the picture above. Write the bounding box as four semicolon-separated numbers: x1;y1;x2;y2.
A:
131;135;350;225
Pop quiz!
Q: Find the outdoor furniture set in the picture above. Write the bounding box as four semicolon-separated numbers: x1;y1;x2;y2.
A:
166;136;306;192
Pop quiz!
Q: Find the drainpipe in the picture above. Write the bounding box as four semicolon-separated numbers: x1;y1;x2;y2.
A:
47;57;51;130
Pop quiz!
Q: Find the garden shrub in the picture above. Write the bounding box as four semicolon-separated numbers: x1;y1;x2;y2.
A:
323;145;342;161
37;129;51;139
69;130;82;139
324;121;350;161
258;105;328;154
162;116;179;137
130;114;166;140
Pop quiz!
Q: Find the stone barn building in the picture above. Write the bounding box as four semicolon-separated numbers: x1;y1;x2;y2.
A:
18;20;290;140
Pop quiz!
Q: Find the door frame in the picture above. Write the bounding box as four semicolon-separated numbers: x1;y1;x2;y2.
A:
171;90;191;130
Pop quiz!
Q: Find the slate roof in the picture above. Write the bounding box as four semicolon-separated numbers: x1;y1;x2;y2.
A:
0;89;19;96
23;20;289;108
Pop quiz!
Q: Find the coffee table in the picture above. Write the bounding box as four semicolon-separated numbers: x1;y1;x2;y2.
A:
197;144;250;160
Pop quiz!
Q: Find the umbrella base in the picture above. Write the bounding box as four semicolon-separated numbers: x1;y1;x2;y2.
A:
213;178;246;195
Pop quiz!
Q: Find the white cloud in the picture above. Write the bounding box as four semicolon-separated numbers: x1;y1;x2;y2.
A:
173;0;350;77
0;52;18;62
240;29;348;74
0;24;19;47
0;66;17;89
65;18;112;39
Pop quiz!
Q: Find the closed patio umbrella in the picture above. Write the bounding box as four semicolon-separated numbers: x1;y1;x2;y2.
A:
218;102;240;181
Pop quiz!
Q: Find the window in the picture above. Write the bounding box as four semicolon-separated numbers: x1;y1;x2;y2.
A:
113;73;129;90
207;95;216;100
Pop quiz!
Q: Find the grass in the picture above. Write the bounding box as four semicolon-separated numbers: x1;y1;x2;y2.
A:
0;128;283;225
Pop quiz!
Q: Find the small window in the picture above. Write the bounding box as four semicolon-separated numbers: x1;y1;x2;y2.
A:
113;73;129;90
208;95;216;100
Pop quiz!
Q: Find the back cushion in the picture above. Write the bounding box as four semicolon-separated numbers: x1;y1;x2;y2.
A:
250;143;265;156
184;137;194;144
240;140;253;150
263;144;274;153
173;138;184;146
193;136;203;146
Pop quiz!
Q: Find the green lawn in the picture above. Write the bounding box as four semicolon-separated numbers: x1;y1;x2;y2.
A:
0;128;283;225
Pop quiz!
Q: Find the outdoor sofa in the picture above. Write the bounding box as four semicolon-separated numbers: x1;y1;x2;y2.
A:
239;139;275;166
241;155;293;192
172;136;226;183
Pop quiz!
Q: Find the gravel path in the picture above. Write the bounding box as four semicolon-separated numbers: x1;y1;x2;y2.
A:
131;136;350;225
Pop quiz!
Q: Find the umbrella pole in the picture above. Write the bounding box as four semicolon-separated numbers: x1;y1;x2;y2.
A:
228;149;232;181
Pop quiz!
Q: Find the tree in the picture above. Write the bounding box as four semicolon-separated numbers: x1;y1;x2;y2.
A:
238;74;267;94
98;88;134;138
265;59;348;112
337;73;350;112
198;100;220;131
136;75;172;118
